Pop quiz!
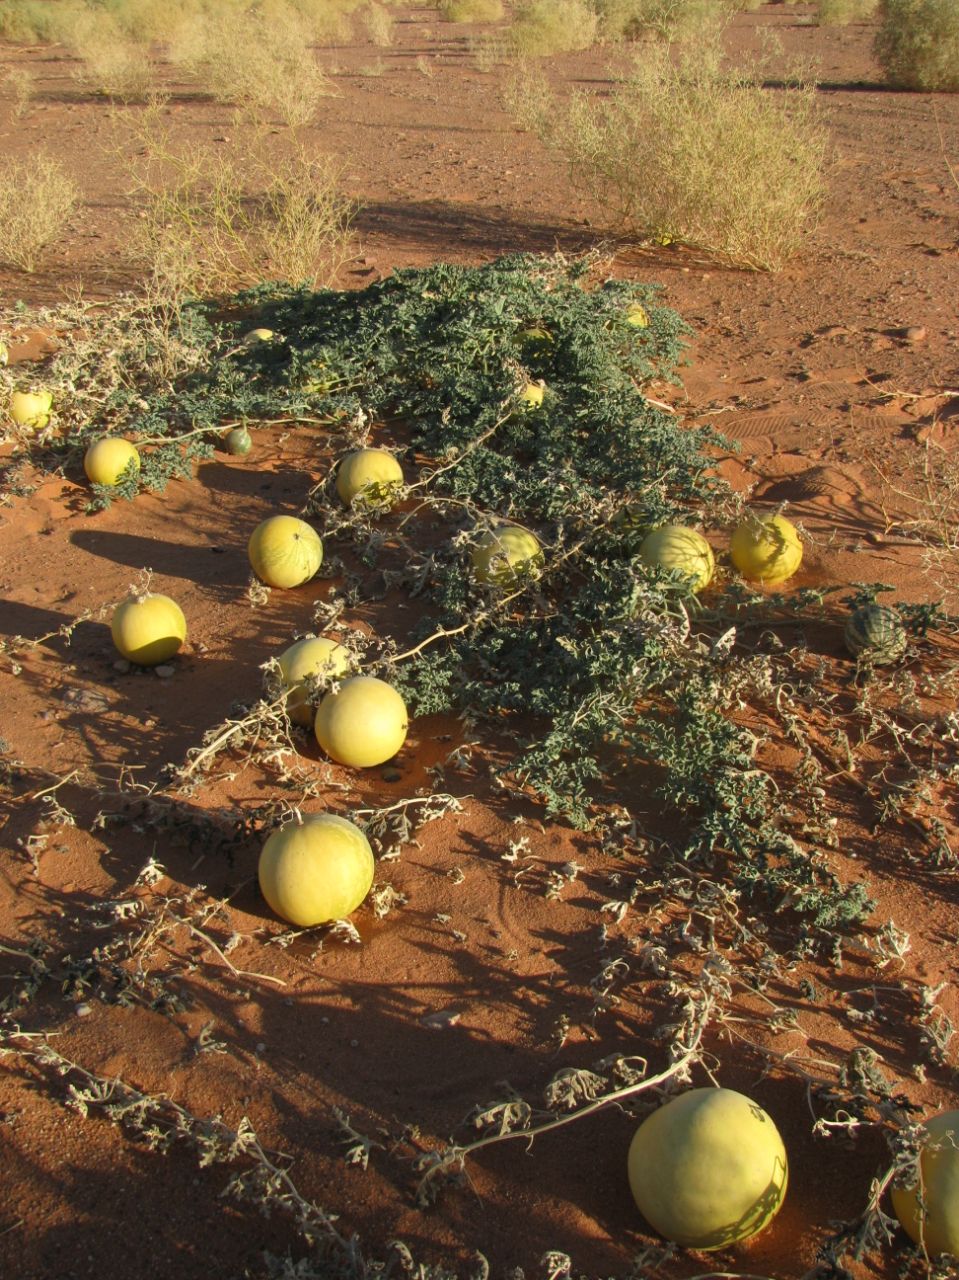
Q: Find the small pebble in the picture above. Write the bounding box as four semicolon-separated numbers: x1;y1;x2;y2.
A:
255;1042;266;1055
75;1003;92;1017
154;664;175;679
904;325;927;343
420;1009;462;1030
113;658;131;674
350;1038;359;1048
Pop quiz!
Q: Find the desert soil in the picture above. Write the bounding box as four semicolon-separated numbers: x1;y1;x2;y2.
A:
1;5;958;1280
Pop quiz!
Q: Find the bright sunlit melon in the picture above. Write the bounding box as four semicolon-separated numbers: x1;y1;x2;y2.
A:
336;448;405;507
242;327;275;345
626;302;649;327
627;1088;788;1250
278;636;352;727
890;1110;959;1257
258;812;375;927
10;389;52;430
730;514;802;586
471;525;544;588
639;525;715;592
111;592;186;666
84;437;141;487
248;515;323;589
315;675;408;769
519;381;545;407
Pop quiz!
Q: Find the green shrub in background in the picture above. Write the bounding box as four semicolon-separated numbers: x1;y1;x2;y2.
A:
874;0;959;90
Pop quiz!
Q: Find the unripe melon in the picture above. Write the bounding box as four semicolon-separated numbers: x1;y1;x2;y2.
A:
225;425;252;456
844;604;907;665
627;1087;788;1250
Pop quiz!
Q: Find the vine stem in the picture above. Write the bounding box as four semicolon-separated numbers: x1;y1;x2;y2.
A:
174;693;289;781
390;586;525;663
172;914;286;988
135;416;333;447
416;994;713;1198
403;404;515;496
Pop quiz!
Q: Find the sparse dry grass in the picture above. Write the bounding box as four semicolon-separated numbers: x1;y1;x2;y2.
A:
507;45;827;269
874;0;959;91
0;153;79;272
3;65;35;117
874;439;959;610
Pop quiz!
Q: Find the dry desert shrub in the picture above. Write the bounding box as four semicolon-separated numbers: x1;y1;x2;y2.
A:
816;0;879;24
0;154;79;272
874;0;959;91
440;0;506;20
64;7;156;101
288;0;359;43
593;0;733;42
96;0;197;43
172;0;332;126
507;0;598;55
507;46;827;269
0;0;81;42
127;120;355;301
362;0;394;44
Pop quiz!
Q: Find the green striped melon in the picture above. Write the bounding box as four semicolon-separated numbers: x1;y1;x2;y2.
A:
844;604;907;664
